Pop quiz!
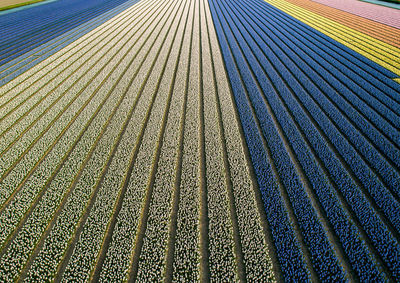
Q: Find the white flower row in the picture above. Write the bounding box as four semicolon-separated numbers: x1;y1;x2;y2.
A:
79;2;188;282
27;1;178;281
204;0;275;280
0;2;154;280
0;1;146;174
200;1;238;279
0;0;149;99
126;1;190;280
0;0;155;215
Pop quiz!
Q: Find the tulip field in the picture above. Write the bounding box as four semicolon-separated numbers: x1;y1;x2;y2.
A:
0;0;399;281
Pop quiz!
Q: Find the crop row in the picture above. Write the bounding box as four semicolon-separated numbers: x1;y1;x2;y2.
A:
0;0;157;248
0;0;148;173
215;0;387;280
0;0;144;86
61;1;187;281
209;0;400;280
0;0;165;280
0;0;140;67
244;0;400;236
209;2;311;282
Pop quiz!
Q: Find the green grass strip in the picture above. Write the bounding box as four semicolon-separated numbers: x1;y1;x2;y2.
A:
0;0;46;12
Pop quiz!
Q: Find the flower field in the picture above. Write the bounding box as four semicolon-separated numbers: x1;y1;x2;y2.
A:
0;0;399;281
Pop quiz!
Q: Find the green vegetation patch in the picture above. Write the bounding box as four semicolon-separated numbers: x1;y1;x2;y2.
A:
0;0;46;12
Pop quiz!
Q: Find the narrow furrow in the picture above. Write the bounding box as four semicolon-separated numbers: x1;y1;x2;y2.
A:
209;2;312;281
0;0;163;248
18;1;181;281
199;0;239;280
0;0;148;87
209;0;400;280
204;0;275;280
126;0;191;281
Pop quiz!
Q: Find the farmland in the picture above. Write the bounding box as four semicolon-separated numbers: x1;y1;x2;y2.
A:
0;0;399;281
0;0;46;11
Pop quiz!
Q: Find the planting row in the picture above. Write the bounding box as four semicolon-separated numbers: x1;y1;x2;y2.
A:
0;0;171;280
0;0;275;281
0;0;140;68
209;0;400;281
